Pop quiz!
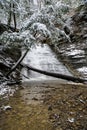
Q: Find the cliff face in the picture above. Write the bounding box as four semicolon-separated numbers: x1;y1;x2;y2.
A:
57;4;87;78
71;4;87;42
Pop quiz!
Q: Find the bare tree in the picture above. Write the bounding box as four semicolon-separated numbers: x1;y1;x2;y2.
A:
8;1;17;31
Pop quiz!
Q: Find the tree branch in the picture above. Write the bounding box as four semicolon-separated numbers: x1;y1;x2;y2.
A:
6;49;29;77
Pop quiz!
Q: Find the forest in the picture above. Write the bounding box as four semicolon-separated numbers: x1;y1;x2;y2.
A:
0;0;87;130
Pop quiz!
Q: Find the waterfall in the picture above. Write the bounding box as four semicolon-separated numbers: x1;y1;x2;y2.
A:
22;44;72;81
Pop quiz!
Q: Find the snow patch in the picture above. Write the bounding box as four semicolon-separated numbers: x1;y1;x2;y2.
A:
77;67;87;74
0;83;16;97
65;49;85;56
30;22;51;38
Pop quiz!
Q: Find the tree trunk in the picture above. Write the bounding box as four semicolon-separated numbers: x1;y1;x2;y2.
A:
7;2;17;31
21;63;86;83
8;3;12;26
13;3;17;31
6;49;29;77
0;23;19;34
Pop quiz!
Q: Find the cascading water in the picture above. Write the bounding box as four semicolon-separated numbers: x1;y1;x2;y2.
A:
22;44;72;81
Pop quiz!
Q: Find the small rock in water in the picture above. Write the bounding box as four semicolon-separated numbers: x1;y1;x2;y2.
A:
3;105;12;111
32;97;38;101
68;117;75;123
48;105;52;111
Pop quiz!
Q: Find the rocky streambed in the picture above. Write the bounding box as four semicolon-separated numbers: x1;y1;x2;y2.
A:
0;81;87;130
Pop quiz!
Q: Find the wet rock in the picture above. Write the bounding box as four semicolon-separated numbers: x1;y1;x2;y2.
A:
32;97;38;101
68;117;75;123
2;105;12;111
48;105;52;111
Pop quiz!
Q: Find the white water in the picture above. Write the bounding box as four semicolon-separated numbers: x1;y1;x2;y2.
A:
22;44;72;81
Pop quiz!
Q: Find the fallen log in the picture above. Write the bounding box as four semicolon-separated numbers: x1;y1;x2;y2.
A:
21;63;87;83
6;49;29;77
0;55;29;79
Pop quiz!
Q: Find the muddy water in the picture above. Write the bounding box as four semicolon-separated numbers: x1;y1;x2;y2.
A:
0;81;87;130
